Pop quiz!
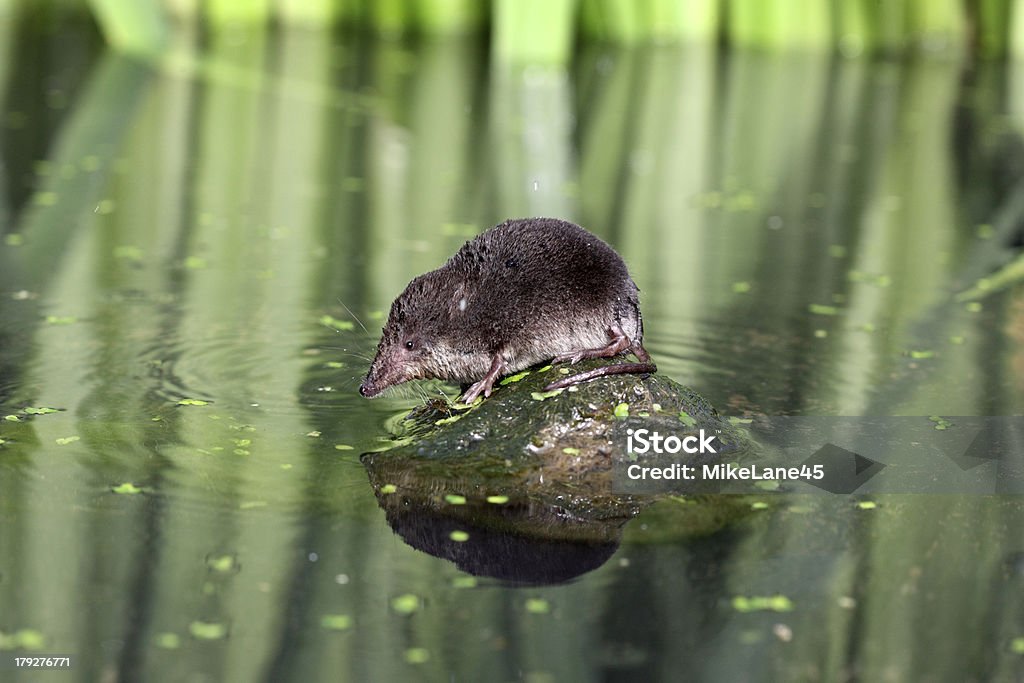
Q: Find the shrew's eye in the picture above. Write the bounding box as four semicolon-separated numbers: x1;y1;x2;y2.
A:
405;340;415;350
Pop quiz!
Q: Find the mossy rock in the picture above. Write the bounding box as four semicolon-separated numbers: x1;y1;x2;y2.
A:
361;360;756;538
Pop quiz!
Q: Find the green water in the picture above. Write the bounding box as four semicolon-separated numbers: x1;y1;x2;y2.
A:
2;13;1024;683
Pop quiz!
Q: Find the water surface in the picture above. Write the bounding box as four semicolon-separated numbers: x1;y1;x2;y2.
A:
1;15;1024;682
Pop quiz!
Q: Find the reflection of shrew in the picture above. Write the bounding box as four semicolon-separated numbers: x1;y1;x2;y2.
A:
359;217;656;403
365;483;628;585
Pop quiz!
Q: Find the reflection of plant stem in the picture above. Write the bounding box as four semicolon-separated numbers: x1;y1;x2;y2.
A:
958;255;1024;301
0;56;150;293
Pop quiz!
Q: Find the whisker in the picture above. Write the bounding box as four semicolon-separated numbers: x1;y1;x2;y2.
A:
337;298;370;335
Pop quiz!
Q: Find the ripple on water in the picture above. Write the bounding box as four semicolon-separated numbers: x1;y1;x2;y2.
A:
643;317;851;415
136;330;366;417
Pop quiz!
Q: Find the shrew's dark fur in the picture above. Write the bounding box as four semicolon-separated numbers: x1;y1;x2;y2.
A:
360;217;656;402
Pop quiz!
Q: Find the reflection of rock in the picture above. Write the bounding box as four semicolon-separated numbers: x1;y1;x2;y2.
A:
369;490;625;585
361;360;752;584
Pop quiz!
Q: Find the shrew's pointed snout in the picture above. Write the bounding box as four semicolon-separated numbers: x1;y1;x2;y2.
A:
359;355;398;398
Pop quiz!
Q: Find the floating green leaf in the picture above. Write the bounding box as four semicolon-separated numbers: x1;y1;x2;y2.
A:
24;406;60;415
525;598;550;614
856;501;877;510
177;398;209;406
449;530;470;542
731;595;793;613
613;403;629;418
112;482;143;495
0;629;46;650
206;554;237;572
451;397;482;410
334;444;354;450
444;494;467;505
189;621;228;640
486;495;509;504
404;648;430;664
531;389;564;401
380;484;398;494
320;614;353;631
155;633;180;649
113;245;144;261
808;303;839;316
499;370;531;385
390;594;420;614
562;447;580;455
55;436;80;445
319;315;355;331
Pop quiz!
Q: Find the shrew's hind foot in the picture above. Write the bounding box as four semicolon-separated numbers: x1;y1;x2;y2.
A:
550;325;632;365
545;324;656;391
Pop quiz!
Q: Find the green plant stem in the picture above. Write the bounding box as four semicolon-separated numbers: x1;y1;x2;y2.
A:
86;0;168;56
976;0;1010;57
415;0;484;34
207;0;273;26
908;0;966;54
1012;0;1024;58
493;0;577;65
276;0;338;25
370;0;409;36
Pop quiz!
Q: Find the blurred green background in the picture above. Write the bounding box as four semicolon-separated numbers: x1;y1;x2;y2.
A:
2;0;1024;682
14;0;1024;60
